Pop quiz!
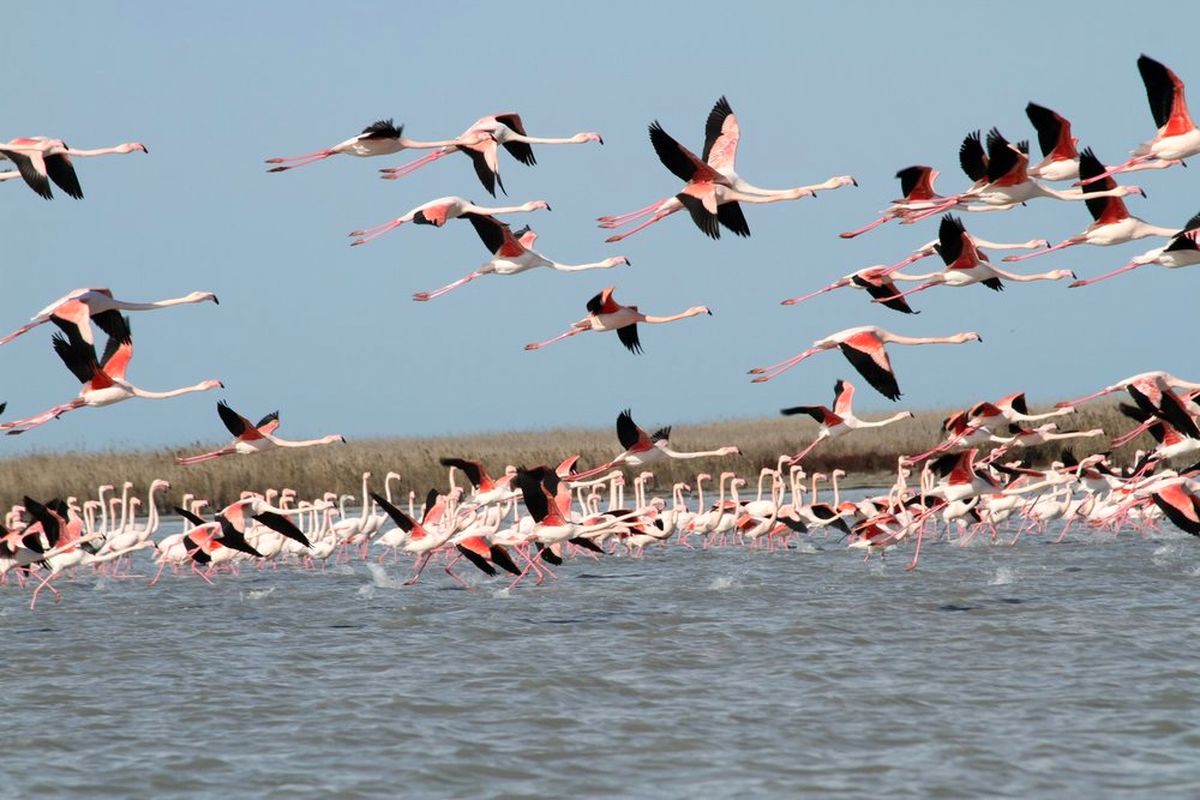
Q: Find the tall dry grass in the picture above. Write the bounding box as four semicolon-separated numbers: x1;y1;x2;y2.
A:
0;404;1148;512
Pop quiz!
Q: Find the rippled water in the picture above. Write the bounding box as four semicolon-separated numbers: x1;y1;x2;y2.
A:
5;518;1200;798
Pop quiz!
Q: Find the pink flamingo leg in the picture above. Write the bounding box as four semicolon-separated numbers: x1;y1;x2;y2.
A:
3;400;84;434
1069;261;1143;288
403;553;432;585
883;249;934;274
412;271;486;302
379;149;454;180
176;450;232;466
905;524;925;572
597;198;668;227
900;197;964;224
524;327;585;351
1074;155;1154;186
1002;239;1079;262
349;219;405;247
780;280;849;306
839;212;897;239
748;348;820;383
604;209;679;243
265;151;336;172
0;320;43;346
788;439;823;465
265;148;335;164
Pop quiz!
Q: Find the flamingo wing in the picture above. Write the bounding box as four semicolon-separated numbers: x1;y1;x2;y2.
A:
833;379;856;417
984;128;1025;184
676;192;720;240
586;286;621;315
839;333;900;401
217;401;259;439
255;411;281;436
1138;54;1180;131
359;119;402;139
252;510;311;548
1078;148;1127;224
456;538;498;576
44;153;83;199
98;315;133;382
649;122;718;184
958;131;987;182
895;165;936;201
937;215;967;265
851;273;917;314
616;409;652;450
615;323;643;355
702;96;740;170
440;457;488;490
1025;102;1075;160
458;143;504;197
716;201;750;237
51;329;104;387
462;212;521;256
0;148;52;199
494;113;537;166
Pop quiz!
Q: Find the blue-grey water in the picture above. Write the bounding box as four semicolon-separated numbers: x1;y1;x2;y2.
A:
4;519;1200;799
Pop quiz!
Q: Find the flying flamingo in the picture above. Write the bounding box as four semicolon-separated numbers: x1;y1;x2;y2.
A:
1024;102;1080;181
907;129;1143;222
781;379;914;462
440;458;519;506
1079;55;1200;185
2;315;221;435
378;113;602;196
524;285;710;354
968;392;1076;425
839;165;951;238
0;288;218;347
348;197;551;246
870;215;1075;304
747;325;982;399
1002;148;1179;263
264;119;468;172
600;97;854;242
1057;371;1200;409
1069;211;1200;287
566;410;740;481
0;137;147;199
412;214;628;302
175;401;345;465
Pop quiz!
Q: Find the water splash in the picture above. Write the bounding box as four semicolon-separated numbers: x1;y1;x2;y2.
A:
707;575;738;591
989;567;1016;586
242;586;275;601
364;563;405;590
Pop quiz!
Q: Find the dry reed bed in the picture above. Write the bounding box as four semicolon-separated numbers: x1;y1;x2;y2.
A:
0;404;1144;511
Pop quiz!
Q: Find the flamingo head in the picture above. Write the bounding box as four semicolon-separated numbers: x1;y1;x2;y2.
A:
187;291;219;305
118;142;149;154
526;200;552;212
574;132;604;145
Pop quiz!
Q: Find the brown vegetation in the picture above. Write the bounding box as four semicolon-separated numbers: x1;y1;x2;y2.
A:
0;404;1148;511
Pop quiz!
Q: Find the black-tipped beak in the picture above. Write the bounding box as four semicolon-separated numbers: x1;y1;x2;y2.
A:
546;203;552;211
218;381;226;388
1139;188;1147;198
851;178;859;187
212;295;220;305
706;309;712;315
976;336;983;343
141;145;149;154
625;257;633;265
598;136;605;145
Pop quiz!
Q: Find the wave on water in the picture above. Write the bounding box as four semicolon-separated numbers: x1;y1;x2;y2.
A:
241;586;276;602
707;575;738;591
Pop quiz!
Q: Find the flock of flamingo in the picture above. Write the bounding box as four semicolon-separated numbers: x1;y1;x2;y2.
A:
3;53;1200;607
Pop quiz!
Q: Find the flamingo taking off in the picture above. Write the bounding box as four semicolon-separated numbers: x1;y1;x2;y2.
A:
782;379;914;462
0;137;147;199
176;401;345;465
1079;55;1200;185
567;410;741;481
264;119;466;172
1;315;221;435
524;285;710;354
748;325;982;399
348;196;551;247
0;288;218;347
600;97;854;242
412;214;628;302
1069;211;1200;287
378;113;602;196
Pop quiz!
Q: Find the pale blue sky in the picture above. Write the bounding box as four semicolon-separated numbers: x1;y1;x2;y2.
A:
1;2;1193;452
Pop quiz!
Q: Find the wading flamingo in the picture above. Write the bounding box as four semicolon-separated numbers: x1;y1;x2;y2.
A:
524;285;710;354
412;214;628;301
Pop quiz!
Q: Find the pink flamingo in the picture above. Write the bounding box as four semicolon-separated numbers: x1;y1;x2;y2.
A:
748;325;981;399
264;119;465;172
348;196;550;246
1069;211;1200;287
524;285;710;354
601;97;853;242
567;410;740;482
839;165;951;238
379;113;602;196
413;214;628;302
2;315;221;435
1003;147;1179;263
1;287;218;347
0;137;147;199
1079;55;1200;185
782;379;914;462
175;401;345;465
1024;102;1080;181
1057;371;1200;409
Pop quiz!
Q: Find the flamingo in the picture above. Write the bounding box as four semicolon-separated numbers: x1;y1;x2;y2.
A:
378;113;602;196
0;137;147;199
524;285;710;354
908;129;1143;222
264;119;467;172
1079;55;1200;185
600;97;853;242
1069;211;1200;287
175;400;345;465
839;165;951;238
1024;102;1080;181
1002;148;1179;263
567;410;740;481
2;315;221;434
872;215;1075;304
440;458;519;506
1058;371;1200;410
780;265;920;314
968;392;1076;425
1;288;218;347
412;214;628;302
781;379;914;462
348;197;550;246
748;325;981;398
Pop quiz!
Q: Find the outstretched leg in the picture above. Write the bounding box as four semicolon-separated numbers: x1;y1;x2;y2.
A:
839;212;897;239
265;150;336;172
1069;260;1143;288
0;320;45;346
380;148;455;180
412;270;488;302
748;347;821;383
525;326;587;351
349;218;408;246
